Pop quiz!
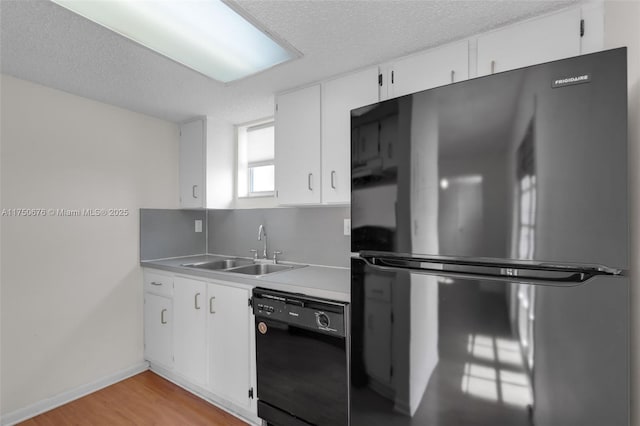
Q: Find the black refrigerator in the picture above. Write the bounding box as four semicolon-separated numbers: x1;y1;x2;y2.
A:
350;48;629;426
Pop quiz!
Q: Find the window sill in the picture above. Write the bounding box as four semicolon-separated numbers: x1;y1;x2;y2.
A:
238;194;275;199
235;195;279;210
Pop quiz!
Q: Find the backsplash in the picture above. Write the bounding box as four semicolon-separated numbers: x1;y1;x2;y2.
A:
140;207;351;267
207;207;350;268
140;209;206;260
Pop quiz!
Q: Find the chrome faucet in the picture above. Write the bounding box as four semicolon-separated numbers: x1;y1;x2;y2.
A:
258;224;267;259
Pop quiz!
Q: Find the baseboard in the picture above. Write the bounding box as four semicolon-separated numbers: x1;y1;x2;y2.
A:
1;361;149;426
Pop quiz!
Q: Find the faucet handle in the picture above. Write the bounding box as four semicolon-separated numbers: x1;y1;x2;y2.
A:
249;249;258;260
273;251;282;264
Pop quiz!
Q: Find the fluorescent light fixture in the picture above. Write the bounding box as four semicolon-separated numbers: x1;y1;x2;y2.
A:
51;0;299;83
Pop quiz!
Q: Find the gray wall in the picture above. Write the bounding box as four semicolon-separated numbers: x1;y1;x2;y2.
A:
207;207;351;268
140;209;206;260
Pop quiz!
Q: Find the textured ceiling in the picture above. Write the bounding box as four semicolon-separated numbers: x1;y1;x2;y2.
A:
0;0;577;124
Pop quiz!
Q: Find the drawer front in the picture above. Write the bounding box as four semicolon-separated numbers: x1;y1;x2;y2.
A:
144;270;173;297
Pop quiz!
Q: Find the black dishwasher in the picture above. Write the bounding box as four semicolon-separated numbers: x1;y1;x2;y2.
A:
253;288;349;426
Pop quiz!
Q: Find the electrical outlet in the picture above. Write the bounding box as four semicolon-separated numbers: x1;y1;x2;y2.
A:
195;220;203;233
344;219;351;236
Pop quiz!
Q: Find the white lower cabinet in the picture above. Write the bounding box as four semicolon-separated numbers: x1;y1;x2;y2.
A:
143;269;257;420
144;293;173;369
173;276;208;387
207;280;254;410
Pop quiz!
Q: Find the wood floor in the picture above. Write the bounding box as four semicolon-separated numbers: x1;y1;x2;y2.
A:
20;371;248;426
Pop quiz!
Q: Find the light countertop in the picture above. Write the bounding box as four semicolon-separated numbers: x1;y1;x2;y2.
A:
141;254;350;302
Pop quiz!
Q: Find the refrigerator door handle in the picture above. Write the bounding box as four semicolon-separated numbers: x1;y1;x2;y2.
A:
358;252;620;286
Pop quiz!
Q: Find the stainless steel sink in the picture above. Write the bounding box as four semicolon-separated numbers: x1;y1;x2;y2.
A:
226;263;301;276
181;257;305;276
181;258;254;271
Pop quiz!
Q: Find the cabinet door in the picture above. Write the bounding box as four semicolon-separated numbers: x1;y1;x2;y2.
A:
173;276;207;386
477;8;581;76
580;2;604;55
321;67;380;204
207;281;253;410
275;85;321;205
179;119;206;208
378;64;391;101
388;40;469;99
144;293;173;369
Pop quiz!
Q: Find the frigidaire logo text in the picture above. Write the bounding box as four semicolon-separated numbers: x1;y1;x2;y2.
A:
552;74;591;88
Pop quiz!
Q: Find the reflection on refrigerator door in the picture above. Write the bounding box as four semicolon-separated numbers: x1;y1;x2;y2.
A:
351;268;628;426
352;264;533;425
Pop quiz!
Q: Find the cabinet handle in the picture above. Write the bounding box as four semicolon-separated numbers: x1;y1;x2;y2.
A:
194;292;201;310
210;296;216;314
161;309;168;324
192;185;198;199
150;281;162;286
388;143;393;159
451;70;455;83
308;173;313;191
331;171;336;189
491;60;496;74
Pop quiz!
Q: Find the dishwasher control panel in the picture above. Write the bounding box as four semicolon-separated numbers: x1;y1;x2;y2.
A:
252;288;347;337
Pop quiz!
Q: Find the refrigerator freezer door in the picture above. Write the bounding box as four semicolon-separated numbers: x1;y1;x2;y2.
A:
351;48;628;270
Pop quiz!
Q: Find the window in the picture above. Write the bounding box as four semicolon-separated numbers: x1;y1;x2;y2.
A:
237;120;275;197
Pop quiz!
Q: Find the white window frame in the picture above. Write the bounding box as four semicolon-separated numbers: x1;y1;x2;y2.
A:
236;118;275;199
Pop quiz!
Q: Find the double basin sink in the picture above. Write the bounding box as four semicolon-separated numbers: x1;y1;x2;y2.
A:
181;257;304;277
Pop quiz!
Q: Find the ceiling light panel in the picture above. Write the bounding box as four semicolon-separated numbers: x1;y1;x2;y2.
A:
51;0;298;83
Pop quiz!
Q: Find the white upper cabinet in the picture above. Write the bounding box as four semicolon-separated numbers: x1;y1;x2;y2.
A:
383;40;469;100
275;85;321;205
271;4;592;207
477;8;581;77
173;276;208;387
579;2;604;55
180;119;206;208
321;67;380;204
